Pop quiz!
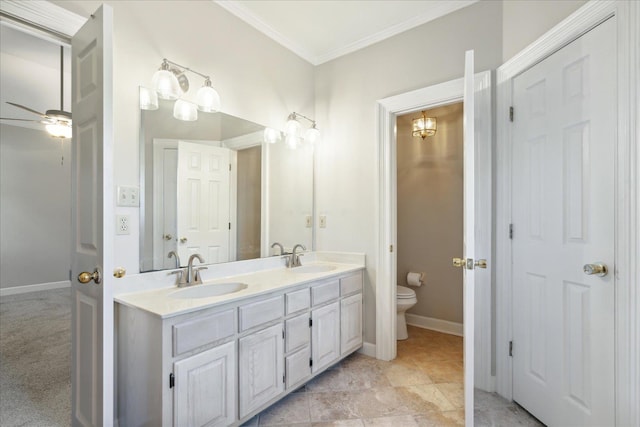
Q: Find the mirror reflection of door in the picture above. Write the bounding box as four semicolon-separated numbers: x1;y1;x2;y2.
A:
153;140;178;269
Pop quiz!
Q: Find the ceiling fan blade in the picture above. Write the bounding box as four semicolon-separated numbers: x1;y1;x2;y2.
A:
6;102;48;119
0;117;43;122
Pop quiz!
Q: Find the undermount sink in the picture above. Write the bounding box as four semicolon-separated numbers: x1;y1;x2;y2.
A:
169;282;248;299
291;264;337;274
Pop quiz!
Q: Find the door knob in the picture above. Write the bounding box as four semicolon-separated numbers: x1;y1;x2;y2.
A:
78;268;102;284
163;234;173;241
180;237;188;243
474;259;487;269
583;262;608;277
453;257;466;268
113;267;126;278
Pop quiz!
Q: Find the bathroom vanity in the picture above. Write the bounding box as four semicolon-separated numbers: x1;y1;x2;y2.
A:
115;262;363;426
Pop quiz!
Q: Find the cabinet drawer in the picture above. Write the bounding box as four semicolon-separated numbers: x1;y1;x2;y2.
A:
239;295;284;332
173;309;235;356
340;271;363;296
311;279;340;306
285;313;310;353
286;288;310;315
286;346;311;390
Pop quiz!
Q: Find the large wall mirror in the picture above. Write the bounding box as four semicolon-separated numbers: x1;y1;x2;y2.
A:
139;93;314;272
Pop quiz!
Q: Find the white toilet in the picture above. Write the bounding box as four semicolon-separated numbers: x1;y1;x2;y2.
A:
396;285;417;340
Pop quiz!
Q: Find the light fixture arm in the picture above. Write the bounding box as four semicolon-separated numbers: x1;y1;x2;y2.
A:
162;58;211;82
290;111;316;126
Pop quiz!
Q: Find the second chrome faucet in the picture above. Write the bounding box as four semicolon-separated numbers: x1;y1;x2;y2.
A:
270;242;306;268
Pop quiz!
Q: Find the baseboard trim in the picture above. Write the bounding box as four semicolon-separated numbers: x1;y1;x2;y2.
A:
405;313;464;337
0;280;70;297
358;341;376;358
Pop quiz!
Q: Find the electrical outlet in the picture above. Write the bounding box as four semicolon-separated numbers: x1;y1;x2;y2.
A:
116;215;130;235
117;185;140;207
319;215;327;228
305;215;312;228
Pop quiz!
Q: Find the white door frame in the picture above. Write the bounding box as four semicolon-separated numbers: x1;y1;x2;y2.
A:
495;1;639;425
375;71;494;392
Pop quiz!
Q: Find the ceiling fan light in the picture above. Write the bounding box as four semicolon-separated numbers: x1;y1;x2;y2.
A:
46;122;72;139
139;86;159;110
173;99;198;121
152;68;181;100
196;79;221;112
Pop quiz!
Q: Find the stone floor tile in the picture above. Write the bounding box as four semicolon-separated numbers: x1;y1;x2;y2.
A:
397;384;456;412
473;389;512;409
435;383;464;409
311;420;365;427
258;393;310;426
413;410;465;427
363;414;419;426
308;391;361;422
474;405;545;427
413;359;464;384
383;363;433;387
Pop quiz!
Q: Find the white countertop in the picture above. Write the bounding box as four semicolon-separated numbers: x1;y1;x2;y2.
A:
115;261;364;319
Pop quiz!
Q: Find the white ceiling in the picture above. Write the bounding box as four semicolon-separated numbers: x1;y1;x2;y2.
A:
215;0;478;65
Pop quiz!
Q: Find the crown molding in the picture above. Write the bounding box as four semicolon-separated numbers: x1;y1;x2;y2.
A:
314;0;477;65
214;0;317;64
0;0;85;38
214;0;477;66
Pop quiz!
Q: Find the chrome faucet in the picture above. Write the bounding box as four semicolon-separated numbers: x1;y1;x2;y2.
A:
271;242;285;256
186;254;205;285
289;244;306;268
167;251;180;269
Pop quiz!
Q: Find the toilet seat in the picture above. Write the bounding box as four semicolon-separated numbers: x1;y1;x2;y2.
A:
397;286;416;298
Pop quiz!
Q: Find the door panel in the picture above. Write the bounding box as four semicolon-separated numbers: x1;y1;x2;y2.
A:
512;17;615;427
177;141;231;264
311;302;340;373
71;5;113;426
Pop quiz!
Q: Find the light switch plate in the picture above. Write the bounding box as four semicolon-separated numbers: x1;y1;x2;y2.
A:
305;215;312;228
319;215;327;228
117;185;139;207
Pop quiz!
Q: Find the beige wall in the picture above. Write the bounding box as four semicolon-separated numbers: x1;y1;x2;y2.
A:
397;103;464;323
314;0;503;343
52;0;316;273
502;0;587;61
237;146;261;260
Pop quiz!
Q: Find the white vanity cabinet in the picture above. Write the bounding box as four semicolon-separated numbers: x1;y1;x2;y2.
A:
116;268;364;427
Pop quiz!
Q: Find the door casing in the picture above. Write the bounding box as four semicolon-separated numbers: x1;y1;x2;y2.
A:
374;70;493;393
495;1;640;425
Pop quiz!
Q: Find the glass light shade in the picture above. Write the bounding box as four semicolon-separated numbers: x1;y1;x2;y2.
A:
304;125;320;145
173;99;198;121
285;133;299;149
152;69;181;100
412;115;437;139
196;84;221;113
285;116;302;138
46;122;72;139
263;127;281;144
139;86;158;110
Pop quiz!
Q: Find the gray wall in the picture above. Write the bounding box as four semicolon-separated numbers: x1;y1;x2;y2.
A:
397;103;464;323
0;124;71;288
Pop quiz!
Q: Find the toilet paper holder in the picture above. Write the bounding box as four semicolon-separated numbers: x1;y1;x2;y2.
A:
406;272;424;287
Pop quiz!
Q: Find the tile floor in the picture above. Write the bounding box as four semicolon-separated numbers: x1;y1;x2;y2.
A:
243;325;544;426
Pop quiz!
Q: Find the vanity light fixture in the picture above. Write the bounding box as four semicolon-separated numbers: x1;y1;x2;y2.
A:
149;58;221;121
263;127;281;144
285;112;320;148
139;86;159;110
412;111;437;139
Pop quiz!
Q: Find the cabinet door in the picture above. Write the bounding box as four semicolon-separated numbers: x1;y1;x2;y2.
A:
286;346;311;390
239;323;284;418
341;293;363;355
311;301;340;373
173;341;236;427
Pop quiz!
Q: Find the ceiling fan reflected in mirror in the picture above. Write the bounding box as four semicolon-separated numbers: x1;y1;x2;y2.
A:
0;45;72;139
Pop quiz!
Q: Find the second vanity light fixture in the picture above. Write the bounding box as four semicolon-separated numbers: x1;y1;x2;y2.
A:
283;112;320;149
142;58;221;122
412;111;437;139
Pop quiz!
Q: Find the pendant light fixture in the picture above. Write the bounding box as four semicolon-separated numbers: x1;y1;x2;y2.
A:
412;111;437;139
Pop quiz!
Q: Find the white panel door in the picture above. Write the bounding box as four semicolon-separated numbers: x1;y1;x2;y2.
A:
70;5;113;426
174;341;236;427
512;17;615;427
177;141;231;264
